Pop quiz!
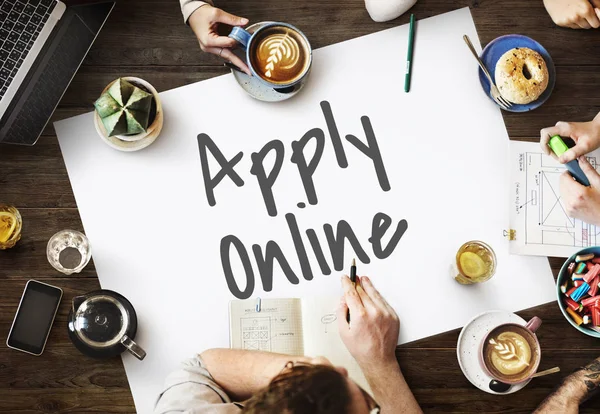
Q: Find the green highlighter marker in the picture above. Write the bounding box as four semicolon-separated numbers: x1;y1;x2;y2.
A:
548;135;590;187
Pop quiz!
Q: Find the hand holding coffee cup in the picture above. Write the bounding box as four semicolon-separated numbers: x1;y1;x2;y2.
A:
188;5;252;75
480;317;542;385
228;22;313;92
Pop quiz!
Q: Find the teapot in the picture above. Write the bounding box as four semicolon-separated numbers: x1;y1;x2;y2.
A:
68;289;146;360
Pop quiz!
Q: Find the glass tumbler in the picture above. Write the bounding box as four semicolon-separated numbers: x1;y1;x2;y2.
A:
0;204;22;250
453;240;497;284
47;230;92;275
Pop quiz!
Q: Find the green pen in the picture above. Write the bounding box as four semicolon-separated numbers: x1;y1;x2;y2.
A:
404;14;416;93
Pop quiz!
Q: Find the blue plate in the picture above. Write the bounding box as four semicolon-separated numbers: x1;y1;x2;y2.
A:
478;34;555;112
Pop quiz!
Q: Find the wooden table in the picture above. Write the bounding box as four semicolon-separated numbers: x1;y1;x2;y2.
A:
1;0;599;412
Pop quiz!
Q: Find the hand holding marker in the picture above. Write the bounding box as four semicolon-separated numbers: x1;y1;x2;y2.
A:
548;135;590;187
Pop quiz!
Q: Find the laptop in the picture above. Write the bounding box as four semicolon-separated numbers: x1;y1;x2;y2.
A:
0;0;115;146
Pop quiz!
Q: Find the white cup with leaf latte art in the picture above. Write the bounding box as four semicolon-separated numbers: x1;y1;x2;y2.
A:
229;22;312;92
480;317;542;384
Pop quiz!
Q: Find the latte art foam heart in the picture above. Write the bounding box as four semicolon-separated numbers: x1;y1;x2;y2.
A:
488;332;532;375
250;27;310;85
260;34;300;79
483;324;540;382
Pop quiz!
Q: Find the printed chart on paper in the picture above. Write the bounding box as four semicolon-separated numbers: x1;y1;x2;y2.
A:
509;141;600;257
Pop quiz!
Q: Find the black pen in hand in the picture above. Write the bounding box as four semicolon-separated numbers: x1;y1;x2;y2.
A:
347;258;357;323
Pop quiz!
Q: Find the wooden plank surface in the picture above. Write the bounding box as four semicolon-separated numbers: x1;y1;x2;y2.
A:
1;0;600;412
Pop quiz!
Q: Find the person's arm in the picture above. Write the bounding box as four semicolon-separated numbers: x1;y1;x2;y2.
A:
337;275;423;414
199;349;312;401
534;357;600;413
543;0;600;29
361;360;420;413
180;0;212;24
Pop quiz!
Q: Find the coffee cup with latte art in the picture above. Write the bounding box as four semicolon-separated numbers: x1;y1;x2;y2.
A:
229;22;312;92
480;317;542;384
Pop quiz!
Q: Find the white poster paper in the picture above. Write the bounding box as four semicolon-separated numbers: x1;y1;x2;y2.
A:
55;8;556;413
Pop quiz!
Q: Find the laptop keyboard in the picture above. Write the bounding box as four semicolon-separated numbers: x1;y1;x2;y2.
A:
0;0;57;100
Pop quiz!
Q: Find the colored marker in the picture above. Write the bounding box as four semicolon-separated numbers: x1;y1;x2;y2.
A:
548;135;590;187
404;14;416;93
347;258;357;323
350;258;357;284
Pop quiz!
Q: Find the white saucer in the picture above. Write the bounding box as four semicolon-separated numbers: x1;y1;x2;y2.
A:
457;310;531;395
230;22;304;103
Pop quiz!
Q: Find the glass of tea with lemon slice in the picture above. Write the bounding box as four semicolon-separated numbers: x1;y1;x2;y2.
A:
454;241;496;284
0;204;22;249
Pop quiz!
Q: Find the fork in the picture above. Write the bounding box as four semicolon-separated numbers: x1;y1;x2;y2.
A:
463;35;513;110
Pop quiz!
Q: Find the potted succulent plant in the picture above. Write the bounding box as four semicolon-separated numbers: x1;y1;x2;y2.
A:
93;77;163;152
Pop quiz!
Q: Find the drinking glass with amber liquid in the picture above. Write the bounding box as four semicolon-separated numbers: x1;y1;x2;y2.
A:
453;240;496;284
0;204;22;249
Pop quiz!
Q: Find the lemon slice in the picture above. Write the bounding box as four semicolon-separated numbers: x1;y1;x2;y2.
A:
459;251;486;278
0;211;17;243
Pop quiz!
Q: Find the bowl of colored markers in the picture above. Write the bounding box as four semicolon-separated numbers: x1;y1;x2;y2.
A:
558;247;600;338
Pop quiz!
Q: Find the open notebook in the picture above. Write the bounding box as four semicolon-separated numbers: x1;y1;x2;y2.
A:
229;297;371;394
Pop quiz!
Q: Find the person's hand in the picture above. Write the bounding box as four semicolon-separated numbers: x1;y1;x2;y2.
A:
543;0;600;29
560;156;600;225
540;115;600;164
337;275;399;372
188;5;251;75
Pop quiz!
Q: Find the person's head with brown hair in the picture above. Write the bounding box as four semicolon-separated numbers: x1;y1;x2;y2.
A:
242;358;379;414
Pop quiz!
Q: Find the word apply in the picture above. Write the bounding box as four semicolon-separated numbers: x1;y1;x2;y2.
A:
196;100;407;299
197;100;391;217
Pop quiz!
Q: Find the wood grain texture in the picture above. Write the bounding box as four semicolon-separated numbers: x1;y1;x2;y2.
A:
397;349;600;413
1;0;599;412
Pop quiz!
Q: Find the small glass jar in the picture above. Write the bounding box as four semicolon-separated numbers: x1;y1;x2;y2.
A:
453;240;497;284
0;204;22;250
47;230;92;275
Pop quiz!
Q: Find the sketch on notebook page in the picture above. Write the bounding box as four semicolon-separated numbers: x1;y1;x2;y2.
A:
321;314;337;334
241;317;272;351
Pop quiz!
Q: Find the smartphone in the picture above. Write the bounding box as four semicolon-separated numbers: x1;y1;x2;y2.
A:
7;280;63;356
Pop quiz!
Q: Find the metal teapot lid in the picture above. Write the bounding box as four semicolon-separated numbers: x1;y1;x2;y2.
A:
73;294;130;348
